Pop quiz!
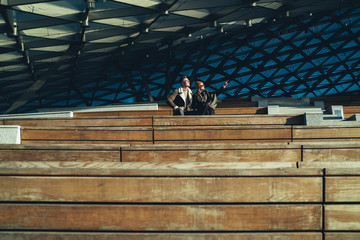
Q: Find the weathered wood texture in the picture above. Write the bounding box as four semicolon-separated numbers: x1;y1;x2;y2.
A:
153;115;303;126
293;126;360;141
0;232;323;240
325;233;360;240
326;177;360;202
0;204;322;231
300;162;360;169
0;176;322;203
0;161;311;176
122;144;301;162
74;110;172;117
303;147;360;162
154;126;292;143
3;117;152;127
215;107;267;115
21;127;153;144
0;144;122;162
325;205;360;230
0;149;120;162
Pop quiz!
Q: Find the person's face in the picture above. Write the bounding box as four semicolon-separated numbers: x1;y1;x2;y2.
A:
181;78;190;88
198;83;205;91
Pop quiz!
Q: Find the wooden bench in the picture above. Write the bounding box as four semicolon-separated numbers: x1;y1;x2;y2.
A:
343;106;360;119
293;126;360;142
153;115;303;126
20;127;153;144
0;164;322;233
154;125;292;144
0;144;123;162
74;109;172;117
0;232;323;240
301;142;360;162
121;143;301;163
2;116;153;127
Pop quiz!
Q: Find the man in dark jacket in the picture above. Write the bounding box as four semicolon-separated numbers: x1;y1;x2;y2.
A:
193;80;229;115
167;76;193;115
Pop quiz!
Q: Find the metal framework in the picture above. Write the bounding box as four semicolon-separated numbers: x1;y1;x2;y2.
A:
1;0;360;113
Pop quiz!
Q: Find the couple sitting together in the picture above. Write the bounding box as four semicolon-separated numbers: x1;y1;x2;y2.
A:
167;76;229;115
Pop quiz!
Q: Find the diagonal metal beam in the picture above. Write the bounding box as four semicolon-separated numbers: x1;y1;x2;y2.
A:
5;48;75;113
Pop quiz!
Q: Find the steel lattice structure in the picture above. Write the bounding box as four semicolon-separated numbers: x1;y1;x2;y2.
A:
0;0;360;113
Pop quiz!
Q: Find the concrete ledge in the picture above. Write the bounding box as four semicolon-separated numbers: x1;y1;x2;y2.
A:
354;114;360;121
0;111;73;119
267;105;280;115
37;103;159;113
0;125;21;144
305;112;323;126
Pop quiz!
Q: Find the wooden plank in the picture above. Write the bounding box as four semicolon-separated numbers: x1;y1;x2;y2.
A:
4;117;152;127
293;126;360;141
302;144;360;162
21;127;153;143
0;144;123;162
0;232;323;240
343;106;360;114
122;145;300;162
0;176;322;203
299;162;360;169
325;233;360;240
153;115;302;126
215;107;267;115
326;168;360;176
74;110;172;117
154;126;292;142
21;140;152;144
325;205;360;230
0;204;322;231
0;149;120;162
326;177;360;202
0;161;320;176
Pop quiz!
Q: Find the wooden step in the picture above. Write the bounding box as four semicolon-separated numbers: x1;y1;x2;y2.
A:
0;232;323;240
0;161;307;176
0;175;321;203
153;115;303;126
21;127;153;144
293;126;360;142
122;143;301;162
325;205;360;231
0;144;123;162
154;125;292;143
2;116;152;127
74;110;172;117
0;204;322;231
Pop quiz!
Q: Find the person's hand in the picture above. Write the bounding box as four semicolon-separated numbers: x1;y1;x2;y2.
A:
207;102;211;106
179;106;184;111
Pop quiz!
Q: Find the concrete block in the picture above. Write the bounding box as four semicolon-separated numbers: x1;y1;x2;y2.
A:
258;100;268;107
330;105;344;119
355;114;360;121
37;103;159;113
0;125;21;144
267;105;280;115
0;111;73;119
305;112;323;126
313;101;325;110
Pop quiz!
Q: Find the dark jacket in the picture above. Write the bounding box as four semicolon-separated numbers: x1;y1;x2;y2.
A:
193;86;225;114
